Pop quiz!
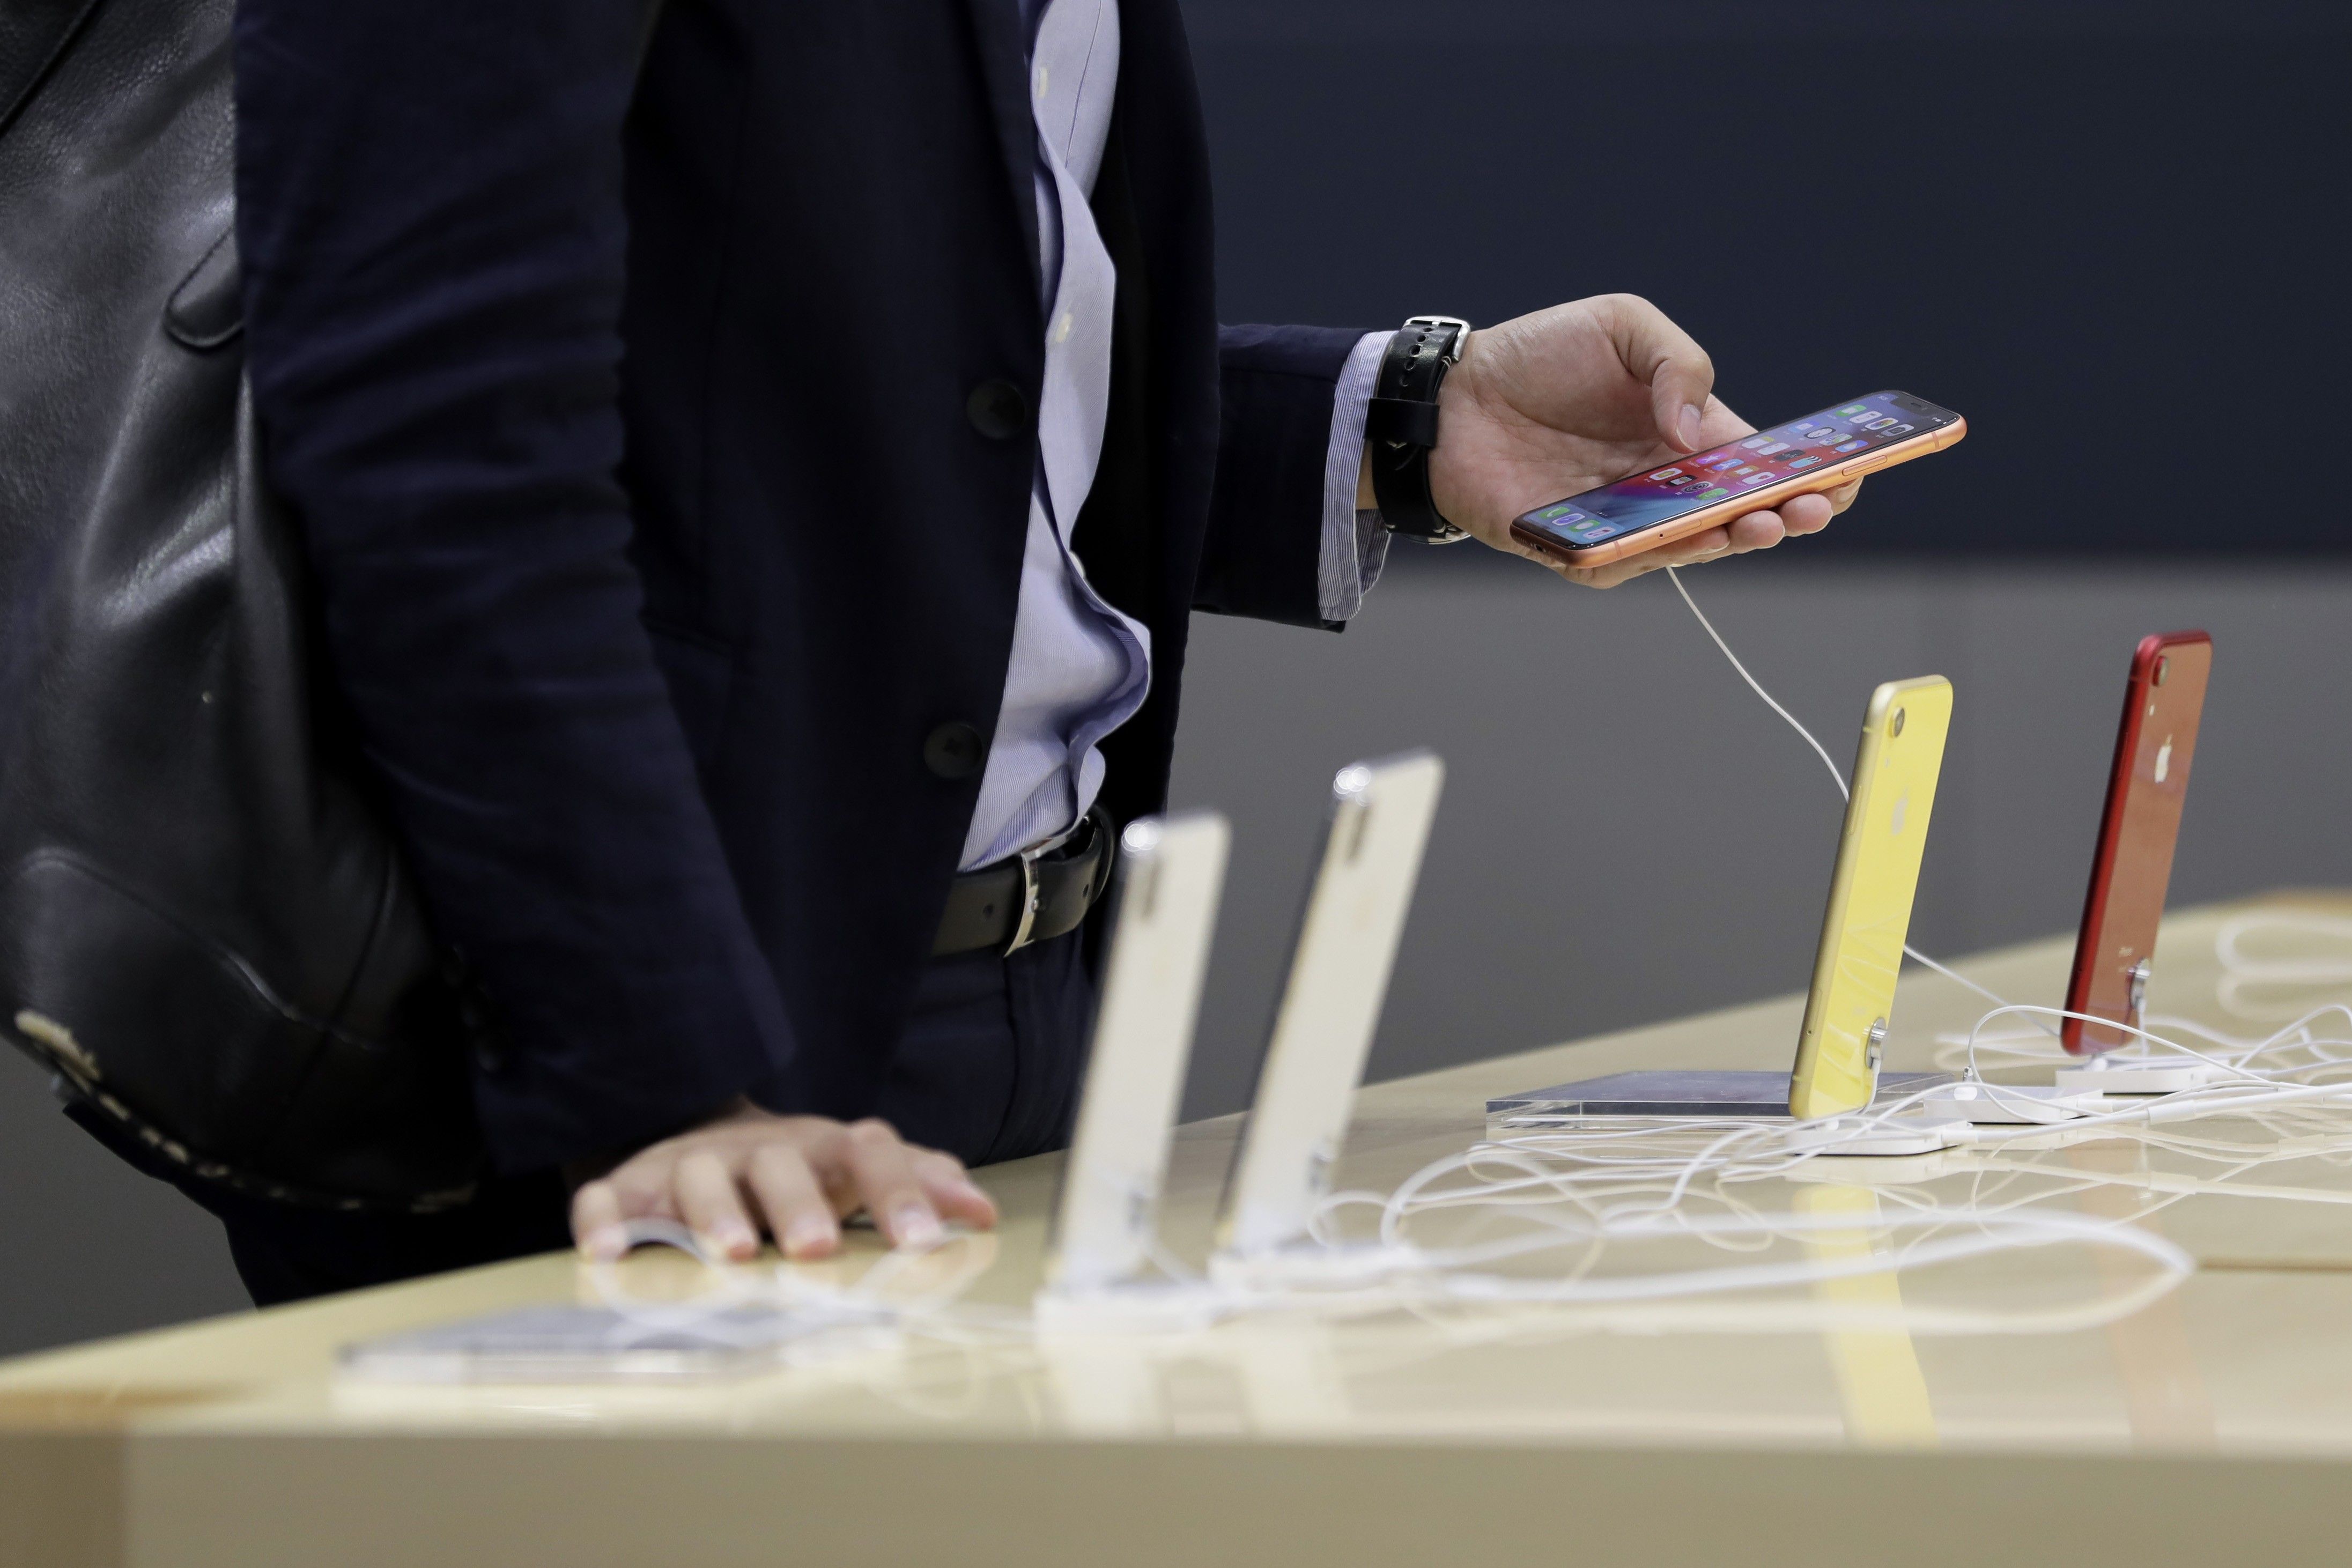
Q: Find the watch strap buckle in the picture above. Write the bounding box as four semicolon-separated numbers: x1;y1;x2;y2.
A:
1401;315;1471;360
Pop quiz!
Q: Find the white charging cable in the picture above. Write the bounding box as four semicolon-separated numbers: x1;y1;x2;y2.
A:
1935;1000;2352;1083
1663;567;2022;1018
575;588;2352;1351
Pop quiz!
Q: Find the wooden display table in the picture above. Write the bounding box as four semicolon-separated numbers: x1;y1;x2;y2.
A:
7;896;2352;1567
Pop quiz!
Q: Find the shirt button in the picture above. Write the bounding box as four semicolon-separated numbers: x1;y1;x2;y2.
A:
965;380;1030;441
923;721;986;780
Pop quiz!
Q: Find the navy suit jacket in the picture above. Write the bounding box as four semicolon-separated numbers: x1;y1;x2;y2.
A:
232;0;1362;1170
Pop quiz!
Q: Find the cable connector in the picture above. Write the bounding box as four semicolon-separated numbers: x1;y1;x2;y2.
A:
1917;1081;2098;1124
2054;1059;2229;1096
1786;1113;1969;1157
1031;1279;1234;1336
1207;1242;1424;1293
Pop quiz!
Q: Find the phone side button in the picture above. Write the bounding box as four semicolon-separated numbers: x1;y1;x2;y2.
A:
1837;459;1886;478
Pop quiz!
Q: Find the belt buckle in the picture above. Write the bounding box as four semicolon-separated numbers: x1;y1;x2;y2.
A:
1004;839;1050;955
1004;810;1105;956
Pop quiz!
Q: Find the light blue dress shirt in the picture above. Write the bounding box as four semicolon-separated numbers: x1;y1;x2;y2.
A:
959;0;1390;870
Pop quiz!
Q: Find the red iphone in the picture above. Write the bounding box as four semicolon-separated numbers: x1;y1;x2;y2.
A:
2062;632;2213;1053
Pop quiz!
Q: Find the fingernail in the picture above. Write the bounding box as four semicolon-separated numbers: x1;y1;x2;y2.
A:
708;1219;757;1258
582;1225;628;1262
785;1216;836;1258
1677;404;1704;449
892;1205;943;1249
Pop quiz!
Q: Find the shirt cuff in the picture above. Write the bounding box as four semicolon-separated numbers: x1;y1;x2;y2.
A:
1318;329;1394;623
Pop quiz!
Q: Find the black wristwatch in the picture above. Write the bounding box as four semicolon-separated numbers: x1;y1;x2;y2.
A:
1366;315;1473;543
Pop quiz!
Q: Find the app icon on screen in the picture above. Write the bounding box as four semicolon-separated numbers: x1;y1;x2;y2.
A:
1741;437;1766;449
1756;442;1788;455
1788;456;1820;469
1837;404;1868;417
1742;472;1771;484
1867;418;1896;430
1698;487;1730;499
1834;440;1865;453
1652;468;1683;480
1885;423;1914;435
1733;465;1755;475
1540;504;1576;518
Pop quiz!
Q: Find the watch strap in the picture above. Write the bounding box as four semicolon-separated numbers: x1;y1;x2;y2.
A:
1368;317;1471;542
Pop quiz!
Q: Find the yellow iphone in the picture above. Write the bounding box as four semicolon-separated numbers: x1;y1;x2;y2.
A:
1788;676;1954;1120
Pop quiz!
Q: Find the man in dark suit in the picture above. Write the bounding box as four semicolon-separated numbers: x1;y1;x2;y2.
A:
223;0;1853;1300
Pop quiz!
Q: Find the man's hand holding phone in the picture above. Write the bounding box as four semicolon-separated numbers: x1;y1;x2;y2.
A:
1403;294;1863;588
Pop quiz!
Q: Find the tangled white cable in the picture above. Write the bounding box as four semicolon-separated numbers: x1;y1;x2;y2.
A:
1662;567;2023;1018
575;576;2351;1357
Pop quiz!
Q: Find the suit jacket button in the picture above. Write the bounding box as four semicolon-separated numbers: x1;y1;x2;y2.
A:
965;380;1030;441
923;721;986;779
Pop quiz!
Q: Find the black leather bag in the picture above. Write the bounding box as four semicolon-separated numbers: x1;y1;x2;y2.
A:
0;0;486;1209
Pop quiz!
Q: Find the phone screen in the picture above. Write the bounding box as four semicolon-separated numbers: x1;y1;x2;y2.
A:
1515;391;1960;550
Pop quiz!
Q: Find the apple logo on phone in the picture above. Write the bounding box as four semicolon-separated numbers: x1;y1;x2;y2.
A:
2154;736;2173;784
1891;792;1909;837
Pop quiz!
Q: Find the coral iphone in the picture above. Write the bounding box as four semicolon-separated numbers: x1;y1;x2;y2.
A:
1511;391;1965;571
2062;633;2213;1054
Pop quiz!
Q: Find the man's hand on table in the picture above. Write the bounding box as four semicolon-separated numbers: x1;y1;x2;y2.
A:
569;1099;999;1263
1402;293;1862;588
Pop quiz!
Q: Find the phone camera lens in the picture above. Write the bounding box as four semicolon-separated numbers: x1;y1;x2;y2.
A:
1890;708;1906;737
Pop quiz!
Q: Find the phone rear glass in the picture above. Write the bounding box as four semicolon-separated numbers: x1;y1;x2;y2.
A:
1789;677;1954;1120
2063;636;2212;1053
1516;392;1960;552
1215;752;1444;1259
1046;812;1230;1291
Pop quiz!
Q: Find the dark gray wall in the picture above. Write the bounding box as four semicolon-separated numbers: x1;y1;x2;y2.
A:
0;1055;250;1354
1185;1;2352;554
1168;552;2352;1119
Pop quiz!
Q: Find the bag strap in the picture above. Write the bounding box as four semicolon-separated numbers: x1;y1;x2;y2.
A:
0;0;102;137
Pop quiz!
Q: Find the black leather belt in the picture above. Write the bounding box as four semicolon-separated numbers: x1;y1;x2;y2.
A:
932;806;1116;957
